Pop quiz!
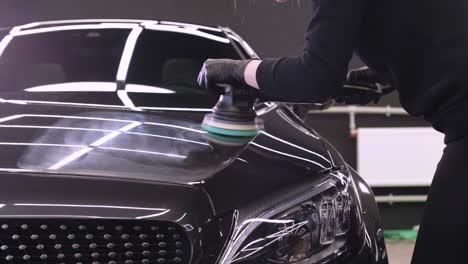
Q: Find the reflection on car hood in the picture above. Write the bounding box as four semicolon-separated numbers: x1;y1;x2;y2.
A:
0;93;337;219
0;105;244;185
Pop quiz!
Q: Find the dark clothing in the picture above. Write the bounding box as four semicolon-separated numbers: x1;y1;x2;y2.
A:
412;135;468;263
256;0;468;142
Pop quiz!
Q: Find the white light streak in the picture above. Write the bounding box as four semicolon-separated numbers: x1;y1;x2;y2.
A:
0;204;5;208
145;122;207;133
0;115;22;123
98;146;186;158
0;98;127;109
116;26;143;81
250;142;327;169
48;147;93;170
0;142;86;148
0;125;116;133
125;84;175;94
15;203;167;211
135;209;171;220
0;215;106;219
125;131;210;146
145;24;230;43
237;158;248;163
48;122;141;170
12;24;136;36
176;212;187;222
140;107;212;112
0;168;37;173
24;82;117;92
13;114;134;123
160;21;223;32
0;35;13;57
117;90;142;111
259;131;329;162
16;19;148;29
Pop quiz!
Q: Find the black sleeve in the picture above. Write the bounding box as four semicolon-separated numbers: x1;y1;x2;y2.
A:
256;0;367;103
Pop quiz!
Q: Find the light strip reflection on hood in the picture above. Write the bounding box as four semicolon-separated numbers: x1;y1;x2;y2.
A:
259;131;330;163
250;142;327;169
98;146;186;159
0;204;5;209
0;142;86;148
0;115;22;124
135;209;171;220
49;147;93;170
0;124;209;147
14;203;167;211
12;114;135;123
0;98;126;109
140;107;212;112
24;82;117;93
125;84;175;94
49;122;141;170
144;122;207;134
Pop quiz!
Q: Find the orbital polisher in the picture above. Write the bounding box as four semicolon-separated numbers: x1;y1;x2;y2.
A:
202;84;264;137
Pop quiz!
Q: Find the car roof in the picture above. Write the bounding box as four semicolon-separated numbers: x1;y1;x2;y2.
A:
8;19;224;35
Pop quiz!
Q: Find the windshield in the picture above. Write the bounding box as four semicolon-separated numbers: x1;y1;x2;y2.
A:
0;25;243;108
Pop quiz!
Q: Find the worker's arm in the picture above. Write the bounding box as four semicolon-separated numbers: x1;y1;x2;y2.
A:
252;0;367;103
198;0;367;103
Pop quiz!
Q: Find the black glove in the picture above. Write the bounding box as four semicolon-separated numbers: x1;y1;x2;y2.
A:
335;67;394;105
197;59;254;94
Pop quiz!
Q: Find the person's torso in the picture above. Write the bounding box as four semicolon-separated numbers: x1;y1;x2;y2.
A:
356;0;468;139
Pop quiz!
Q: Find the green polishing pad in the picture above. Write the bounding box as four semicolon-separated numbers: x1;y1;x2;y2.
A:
202;124;259;137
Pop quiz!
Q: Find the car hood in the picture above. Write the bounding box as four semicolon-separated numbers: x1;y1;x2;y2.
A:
0;95;334;223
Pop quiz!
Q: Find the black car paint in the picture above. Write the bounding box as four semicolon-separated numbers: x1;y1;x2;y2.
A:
0;20;387;263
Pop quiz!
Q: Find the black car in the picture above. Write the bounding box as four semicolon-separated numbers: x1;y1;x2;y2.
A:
0;20;387;264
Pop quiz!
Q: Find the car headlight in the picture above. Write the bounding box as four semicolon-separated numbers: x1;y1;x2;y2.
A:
219;176;354;264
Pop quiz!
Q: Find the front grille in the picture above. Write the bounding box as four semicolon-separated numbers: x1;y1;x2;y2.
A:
0;219;191;264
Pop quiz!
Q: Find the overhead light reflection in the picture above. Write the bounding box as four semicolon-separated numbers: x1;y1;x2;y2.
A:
116;26;143;81
140;107;212;112
0;115;22;124
0;142;86;148
160;21;223;32
144;122;207;134
24;82;117;92
48;147;93;170
12;24;136;36
0;98;126;109
125;84;175;94
48;122;141;170
135;209;171;220
14;203;167;211
98;146;186;158
145;24;230;43
259;131;330;163
0;204;5;209
175;212;187;222
250;142;327;169
117;90;142;111
0;35;13;57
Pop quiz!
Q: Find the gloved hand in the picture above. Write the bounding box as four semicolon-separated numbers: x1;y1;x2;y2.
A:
197;59;254;94
335;67;394;105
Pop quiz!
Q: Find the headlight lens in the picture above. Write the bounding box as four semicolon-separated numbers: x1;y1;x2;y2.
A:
220;183;353;264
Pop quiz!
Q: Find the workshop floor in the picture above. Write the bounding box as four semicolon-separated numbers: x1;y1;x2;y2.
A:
386;240;415;264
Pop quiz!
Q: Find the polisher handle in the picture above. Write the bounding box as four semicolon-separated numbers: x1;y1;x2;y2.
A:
212;84;259;120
